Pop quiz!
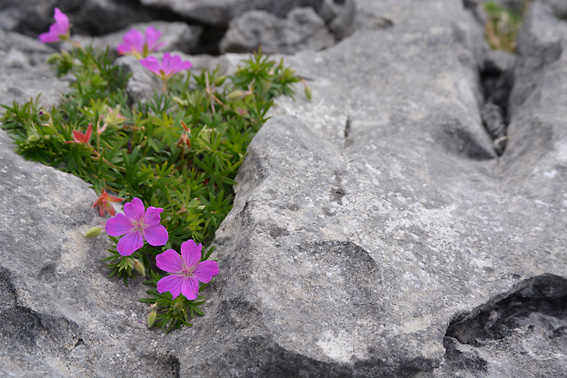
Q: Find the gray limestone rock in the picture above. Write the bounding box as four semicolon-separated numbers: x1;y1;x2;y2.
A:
0;30;69;111
317;0;357;40
483;49;516;74
0;28;54;67
1;0;567;376
139;0;324;26
220;7;335;55
116;55;161;105
188;0;566;375
481;101;506;154
0;0;156;37
0;128;178;377
74;21;203;56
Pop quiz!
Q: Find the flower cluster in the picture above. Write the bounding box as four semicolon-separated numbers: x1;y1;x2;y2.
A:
37;8;219;322
39;8;192;91
104;198;219;301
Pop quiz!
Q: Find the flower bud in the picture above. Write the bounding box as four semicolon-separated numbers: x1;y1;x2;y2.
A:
46;53;60;64
214;75;227;86
172;96;188;106
84;226;102;238
104;106;126;127
304;86;312;101
26;135;40;143
39;111;51;121
226;90;246;101
173;301;184;315
147;310;157;328
133;259;146;277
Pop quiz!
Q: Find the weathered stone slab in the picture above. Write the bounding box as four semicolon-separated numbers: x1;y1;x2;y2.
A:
0;30;69;110
1;0;566;376
179;0;567;376
0;0;156;36
220;7;335;54
0;127;181;377
139;0;324;26
75;21;203;55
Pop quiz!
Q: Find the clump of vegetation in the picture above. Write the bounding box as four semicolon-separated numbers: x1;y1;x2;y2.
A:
1;8;303;332
483;0;530;52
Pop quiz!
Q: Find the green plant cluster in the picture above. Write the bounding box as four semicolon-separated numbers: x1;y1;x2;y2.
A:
0;46;300;332
483;0;529;52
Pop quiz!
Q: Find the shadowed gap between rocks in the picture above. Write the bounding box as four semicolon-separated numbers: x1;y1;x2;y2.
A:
479;51;515;156
445;274;567;345
109;0;229;56
0;267;83;352
463;1;519;157
7;0;229;56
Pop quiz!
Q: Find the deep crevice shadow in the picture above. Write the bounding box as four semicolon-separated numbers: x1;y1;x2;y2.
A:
445;274;567;345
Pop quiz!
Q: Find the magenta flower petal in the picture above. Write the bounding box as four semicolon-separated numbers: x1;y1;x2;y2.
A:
179;61;193;70
155;239;218;300
181;277;199;300
193;260;220;283
117;231;144;256
140;53;192;80
143;224;168;246
117;29;144;55
145;26;162;49
38;33;54;43
180;240;202;268
157;274;184;299
105;213;133;236
127;29;144;50
117;26;165;57
105;197;168;255
161;53;174;76
124;197;145;221
38;7;70;43
143;207;163;226
139;56;161;76
156;249;184;273
53;8;69;31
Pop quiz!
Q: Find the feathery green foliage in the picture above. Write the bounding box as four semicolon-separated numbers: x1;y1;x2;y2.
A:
1;45;300;331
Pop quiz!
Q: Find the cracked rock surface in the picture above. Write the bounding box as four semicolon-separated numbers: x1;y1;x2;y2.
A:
0;0;566;376
139;0;324;26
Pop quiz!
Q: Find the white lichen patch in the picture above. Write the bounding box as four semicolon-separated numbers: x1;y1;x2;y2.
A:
58;229;90;274
316;329;369;364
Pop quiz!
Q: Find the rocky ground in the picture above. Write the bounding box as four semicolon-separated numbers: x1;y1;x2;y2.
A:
0;0;566;377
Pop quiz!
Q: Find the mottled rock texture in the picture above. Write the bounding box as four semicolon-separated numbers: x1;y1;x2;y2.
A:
0;0;157;36
1;0;566;377
0;29;69;110
140;0;324;26
0;128;179;377
75;21;203;55
220;7;335;54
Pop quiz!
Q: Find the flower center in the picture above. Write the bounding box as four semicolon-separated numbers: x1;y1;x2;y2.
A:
131;219;145;233
182;264;195;276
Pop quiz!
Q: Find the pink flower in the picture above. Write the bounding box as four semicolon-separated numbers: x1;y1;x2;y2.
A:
64;124;92;145
117;26;165;59
39;8;70;43
105;197;169;256
139;52;192;81
156;240;219;300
